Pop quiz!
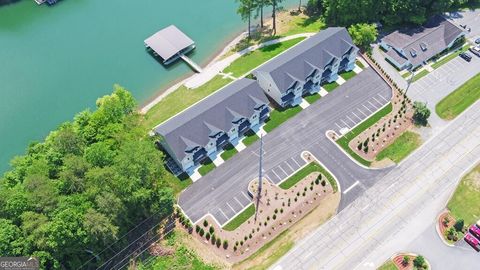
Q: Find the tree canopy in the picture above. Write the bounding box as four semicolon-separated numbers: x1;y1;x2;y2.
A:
0;85;174;269
348;23;378;51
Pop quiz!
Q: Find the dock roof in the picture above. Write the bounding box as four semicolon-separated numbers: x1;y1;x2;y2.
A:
145;25;195;61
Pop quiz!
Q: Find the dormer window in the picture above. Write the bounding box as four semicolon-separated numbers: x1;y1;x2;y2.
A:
420;42;427;51
410;49;417;57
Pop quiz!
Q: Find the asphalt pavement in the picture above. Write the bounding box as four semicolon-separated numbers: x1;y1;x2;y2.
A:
178;68;393;226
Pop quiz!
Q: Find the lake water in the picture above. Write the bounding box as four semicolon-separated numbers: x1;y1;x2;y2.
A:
0;0;298;172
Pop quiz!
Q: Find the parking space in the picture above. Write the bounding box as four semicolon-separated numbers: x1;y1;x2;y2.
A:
264;155;306;184
210;190;252;225
332;92;390;135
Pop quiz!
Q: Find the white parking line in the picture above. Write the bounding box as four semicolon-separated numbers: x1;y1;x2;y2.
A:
264;174;273;183
241;191;250;201
367;100;379;109
377;93;389;102
341;119;351;129
362;104;373;113
292;157;301;167
284;160;295;171
226;202;236;213
343;181;360;194
278;165;289;176
218;208;229;220
271;169;281;180
372;96;383;106
335;122;342;130
346;115;356;124
234;197;245;207
351;111;362;121
357;107;368;117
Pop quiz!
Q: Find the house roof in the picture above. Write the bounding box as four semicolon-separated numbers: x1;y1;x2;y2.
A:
253;27;356;93
144;25;195;61
382;15;464;67
154;78;269;161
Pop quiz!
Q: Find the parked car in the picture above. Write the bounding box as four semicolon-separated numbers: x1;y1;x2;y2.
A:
464;233;480;251
469;46;480;57
460;52;473;62
475;38;480;44
469;224;480;240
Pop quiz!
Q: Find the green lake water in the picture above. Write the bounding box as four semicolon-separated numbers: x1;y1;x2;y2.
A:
0;0;297;173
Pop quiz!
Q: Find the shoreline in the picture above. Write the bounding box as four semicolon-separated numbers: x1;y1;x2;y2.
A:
139;29;246;113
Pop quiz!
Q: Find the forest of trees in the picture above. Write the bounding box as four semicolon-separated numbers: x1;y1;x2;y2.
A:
307;0;480;26
0;86;174;269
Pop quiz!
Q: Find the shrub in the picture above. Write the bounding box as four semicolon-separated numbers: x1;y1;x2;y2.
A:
274;209;278;214
413;256;425;268
209;226;215;234
223;240;228;249
402;256;409;266
195;225;200;233
364;146;369;153
454;219;464;232
302;192;306;196
235;241;239;246
249;234;252;239
273;214;277;220
315;178;320;185
321;180;326;186
203;220;208;227
234;246;237;251
264;221;267;226
280;208;283;213
240;240;244;246
310;186;313;191
199;228;205;237
205;232;211;240
211;234;216;245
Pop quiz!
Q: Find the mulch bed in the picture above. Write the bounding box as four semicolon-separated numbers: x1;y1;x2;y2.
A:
438;210;456;241
392;254;416;270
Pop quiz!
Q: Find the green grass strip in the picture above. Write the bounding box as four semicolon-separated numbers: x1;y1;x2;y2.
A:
223;204;255;231
436;72;480;120
279;162;338;192
220;144;238;161
431;44;470;69
376;131;422;163
336;103;393;167
304;93;321;104
263;106;302;133
323;81;339;92
355;60;365;69
242;130;260;146
340;70;356;80
223;37;306;77
198;159;216;176
412;69;429;82
447;164;480;225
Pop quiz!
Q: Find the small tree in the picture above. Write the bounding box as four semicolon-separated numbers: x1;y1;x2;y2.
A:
209;226;215;234
211;234;216;245
195;225;200;233
199;228;205;237
348;23;378;52
413;101;431;126
216;238;221;247
413;256;425;268
203;220;208;227
402;256;409;266
223;240;228;249
454;219;464;232
205;232;211;240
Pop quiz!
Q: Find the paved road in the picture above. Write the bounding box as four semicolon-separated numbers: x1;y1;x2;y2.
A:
445;9;480;41
178;68;393;226
271;101;480;270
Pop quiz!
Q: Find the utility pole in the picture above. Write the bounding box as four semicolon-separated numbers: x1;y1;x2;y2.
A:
254;135;263;223
405;68;415;96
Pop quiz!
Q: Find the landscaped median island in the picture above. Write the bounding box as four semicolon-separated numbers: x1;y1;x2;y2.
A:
177;152;340;267
436;72;480;120
379;253;430;270
375;131;422;163
438;164;480;244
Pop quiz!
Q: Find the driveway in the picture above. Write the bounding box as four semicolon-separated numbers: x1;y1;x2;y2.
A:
178;68;393;226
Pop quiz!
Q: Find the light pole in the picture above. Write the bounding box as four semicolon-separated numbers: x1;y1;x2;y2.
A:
404;68;415;96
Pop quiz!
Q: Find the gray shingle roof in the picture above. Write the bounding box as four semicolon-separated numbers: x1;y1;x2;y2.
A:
154;78;269;161
254;27;356;93
145;25;195;61
382;15;464;67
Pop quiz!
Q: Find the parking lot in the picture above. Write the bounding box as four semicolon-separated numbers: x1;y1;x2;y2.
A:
332;92;390;135
178;68;393;227
264;154;306;184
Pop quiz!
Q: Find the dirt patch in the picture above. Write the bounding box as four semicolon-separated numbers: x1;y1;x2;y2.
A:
183;169;339;266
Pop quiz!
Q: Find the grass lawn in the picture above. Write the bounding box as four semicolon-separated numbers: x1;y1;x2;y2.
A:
447;164;480;225
336;103;393;167
355;60;365;69
322;81;339;92
222;204;255;231
340;70;357;80
436;72;480;120
223;37;306;77
376;131;422;163
401;72;411;79
279;162;338;192
304;93;321;104
144;76;233;128
220;144;238;161
412;69;429;82
164;172;193;197
431;44;469;69
281;15;326;36
378;261;398;270
263;106;302;133
198;159;216;176
242;130;260;146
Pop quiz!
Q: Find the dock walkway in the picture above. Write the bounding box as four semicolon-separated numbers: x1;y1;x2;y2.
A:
179;53;203;73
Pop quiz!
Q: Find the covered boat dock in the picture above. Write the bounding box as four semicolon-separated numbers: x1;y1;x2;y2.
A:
144;25;202;72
